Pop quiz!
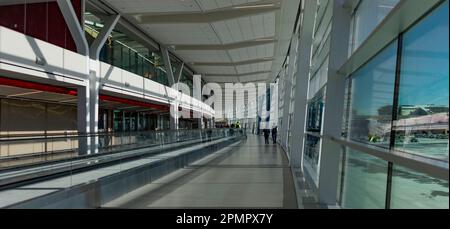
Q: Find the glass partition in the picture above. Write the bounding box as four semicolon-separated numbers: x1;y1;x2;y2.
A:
84;12;170;86
0;128;244;172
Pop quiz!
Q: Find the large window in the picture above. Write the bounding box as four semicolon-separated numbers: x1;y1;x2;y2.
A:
306;93;325;133
341;0;449;209
390;0;449;209
349;0;400;54
393;0;449;161
348;40;397;148
304;91;326;182
340;149;388;209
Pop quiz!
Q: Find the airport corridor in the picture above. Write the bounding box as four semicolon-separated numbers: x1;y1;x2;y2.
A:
103;134;298;209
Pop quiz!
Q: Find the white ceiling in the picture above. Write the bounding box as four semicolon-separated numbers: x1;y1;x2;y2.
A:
101;0;301;83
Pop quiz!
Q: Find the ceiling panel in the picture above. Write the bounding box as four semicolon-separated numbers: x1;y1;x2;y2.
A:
236;61;272;74
106;0;201;14
212;12;276;45
176;50;231;63
203;76;239;83
101;0;301;83
239;73;270;82
195;66;237;75
228;43;275;62
197;0;261;11
142;23;220;45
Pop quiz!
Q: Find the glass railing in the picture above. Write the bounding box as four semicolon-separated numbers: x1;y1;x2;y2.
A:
0;129;246;188
85;24;170;86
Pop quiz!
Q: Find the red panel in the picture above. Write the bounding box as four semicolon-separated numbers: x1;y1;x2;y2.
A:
100;95;170;112
26;3;48;41
0;1;82;52
0;77;169;112
0;77;77;96
47;2;68;50
0;4;25;33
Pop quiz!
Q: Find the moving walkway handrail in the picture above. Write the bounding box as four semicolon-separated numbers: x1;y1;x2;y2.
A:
0;128;224;143
0;129;245;189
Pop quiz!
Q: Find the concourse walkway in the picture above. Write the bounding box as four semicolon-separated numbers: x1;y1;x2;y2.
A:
103;134;299;209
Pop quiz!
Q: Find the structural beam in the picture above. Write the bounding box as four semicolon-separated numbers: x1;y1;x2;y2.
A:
290;0;318;168
174;62;185;83
161;46;176;86
204;71;272;77
172;38;277;51
89;14;121;60
317;0;351;206
56;0;89;56
135;5;280;24
193;58;274;67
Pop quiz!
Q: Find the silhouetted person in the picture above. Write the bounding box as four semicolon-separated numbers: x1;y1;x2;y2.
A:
272;127;278;144
263;129;270;144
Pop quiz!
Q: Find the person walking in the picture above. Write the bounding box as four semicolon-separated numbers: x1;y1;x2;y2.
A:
263;129;270;144
271;126;278;144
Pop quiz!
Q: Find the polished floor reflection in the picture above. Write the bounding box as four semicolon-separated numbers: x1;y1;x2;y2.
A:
103;135;298;208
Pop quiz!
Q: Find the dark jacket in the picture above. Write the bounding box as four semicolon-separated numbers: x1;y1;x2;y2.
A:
271;128;278;135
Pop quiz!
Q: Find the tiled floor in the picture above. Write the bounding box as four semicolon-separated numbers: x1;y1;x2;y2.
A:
104;134;299;209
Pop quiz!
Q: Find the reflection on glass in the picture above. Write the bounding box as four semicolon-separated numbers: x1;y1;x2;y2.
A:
391;165;449;209
341;78;352;137
341;148;388;209
306;93;325;133
351;0;400;52
113;111;123;132
394;0;449;161
84;14;171;86
304;134;321;178
348;41;397;148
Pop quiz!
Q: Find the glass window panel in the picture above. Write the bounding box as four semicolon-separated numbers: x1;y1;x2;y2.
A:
341;148;388;209
351;0;400;52
306;93;325;133
303;134;321;182
122;47;130;72
394;0;449;161
113;111;123;132
391;165;449;209
341;78;352;138
348;41;397;148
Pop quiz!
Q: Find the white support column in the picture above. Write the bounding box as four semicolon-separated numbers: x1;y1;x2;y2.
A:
163;46;179;130
279;70;290;149
277;76;283;134
290;0;318;168
77;85;90;154
88;14;120;154
317;0;351;206
280;33;299;152
193;74;202;128
57;0;91;154
161;46;175;86
170;102;179;130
